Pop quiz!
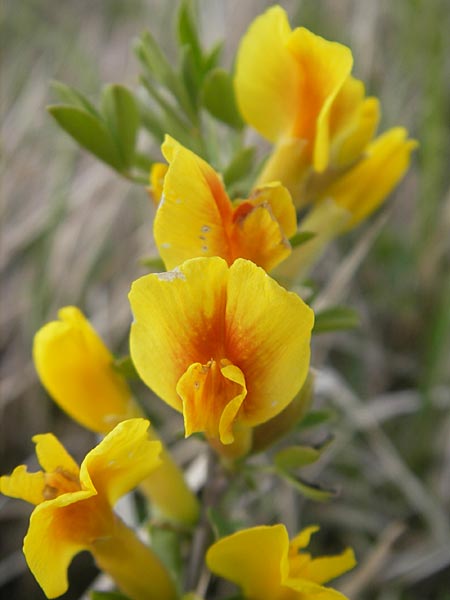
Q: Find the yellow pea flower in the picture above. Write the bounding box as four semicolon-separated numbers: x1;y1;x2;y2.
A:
0;419;177;600
206;524;356;600
129;257;314;458
153;135;297;273
235;6;415;218
33;306;199;524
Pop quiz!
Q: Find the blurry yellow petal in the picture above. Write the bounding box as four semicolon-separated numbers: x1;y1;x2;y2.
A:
225;259;314;426
149;162;168;206
333;97;380;167
206;525;290;598
329;76;365;140
284;578;350;599
24;492;103;599
130;257;229;412
154;136;232;270
257;137;311;207
177;359;247;444
0;466;45;505
33;307;136;434
33;433;79;477
299;548;356;585
324;128;417;228
290;525;320;552
235;6;299;142
80;418;161;507
287;27;353;172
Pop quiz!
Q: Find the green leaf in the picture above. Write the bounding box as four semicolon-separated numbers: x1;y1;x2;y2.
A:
148;525;182;583
289;231;317;248
275;445;322;470
90;592;130;600
297;409;335;430
48;105;123;170
313;306;360;334
177;0;203;71
207;507;238;539
203;40;223;72
112;356;140;380
223;147;256;188
279;471;337;502
101;84;140;169
140;256;166;271
202;68;244;129
139;105;166;142
274;436;332;469
179;44;202;109
51;81;99;117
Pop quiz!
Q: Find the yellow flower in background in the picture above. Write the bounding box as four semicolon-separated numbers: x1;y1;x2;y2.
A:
33;306;199;525
0;419;177;600
149;161;168;206
206;524;356;600
129;257;314;458
235;5;415;218
153;135;297;273
33;306;139;434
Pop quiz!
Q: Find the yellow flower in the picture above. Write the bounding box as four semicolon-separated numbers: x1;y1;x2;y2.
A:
34;306;139;434
206;524;356;600
235;5;415;219
129;257;314;458
153;135;297;273
33;306;199;525
0;419;177;600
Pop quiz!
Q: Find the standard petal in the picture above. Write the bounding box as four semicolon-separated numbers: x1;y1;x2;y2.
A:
23;492;102;599
0;466;45;505
324;127;418;228
206;525;290;599
129;257;229;411
235;6;300;141
154;136;232;269
80;419;162;507
225;259;314;426
33;307;136;434
286;27;353;172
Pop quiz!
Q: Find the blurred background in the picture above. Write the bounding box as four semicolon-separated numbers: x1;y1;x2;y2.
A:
1;0;449;598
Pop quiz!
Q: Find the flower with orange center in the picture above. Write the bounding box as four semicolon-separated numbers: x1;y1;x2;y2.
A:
0;419;177;600
153;135;297;273
129;257;314;457
235;5;416;218
33;306;199;524
206;524;356;600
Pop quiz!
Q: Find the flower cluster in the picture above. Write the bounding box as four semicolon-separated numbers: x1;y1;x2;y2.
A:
2;4;416;599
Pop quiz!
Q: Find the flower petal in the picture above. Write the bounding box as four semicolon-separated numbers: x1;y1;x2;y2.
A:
286;27;353;172
225;259;314;426
235;6;300;142
23;491;102;599
0;466;45;505
80;418;162;507
324;127;418;228
33;307;137;434
290;525;320;552
149;162;168;206
33;433;79;477
154;136;232;270
130;257;229;412
299;548;356;585
284;577;350;599
177;360;247;444
206;525;290;598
